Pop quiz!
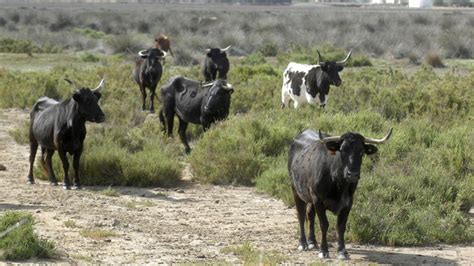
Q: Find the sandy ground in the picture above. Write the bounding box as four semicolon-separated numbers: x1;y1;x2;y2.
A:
0;108;472;264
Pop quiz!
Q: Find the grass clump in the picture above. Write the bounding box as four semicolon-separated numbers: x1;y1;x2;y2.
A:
221;241;287;264
63;220;80;229
0;211;55;261
79;229;117;240
101;186;120;197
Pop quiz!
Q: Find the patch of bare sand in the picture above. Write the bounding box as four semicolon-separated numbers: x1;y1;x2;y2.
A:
0;108;472;264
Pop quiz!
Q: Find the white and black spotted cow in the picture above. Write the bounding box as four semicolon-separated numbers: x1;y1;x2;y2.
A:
281;50;352;108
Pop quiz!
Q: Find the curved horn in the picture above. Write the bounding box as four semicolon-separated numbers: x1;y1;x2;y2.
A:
138;50;148;57
364;128;393;145
205;48;211;53
157;50;168;58
318;130;341;144
64;78;77;92
316;50;323;65
201;82;214;87
336;49;353;65
93;78;105;93
220;45;231;52
223;82;233;90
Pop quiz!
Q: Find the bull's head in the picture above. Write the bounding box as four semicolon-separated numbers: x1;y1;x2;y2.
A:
205;46;231;70
317;50;352;87
318;128;392;183
138;48;167;68
200;79;234;128
65;78;106;123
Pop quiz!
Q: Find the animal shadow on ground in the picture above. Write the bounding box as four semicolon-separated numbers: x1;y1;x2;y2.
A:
0;203;52;211
86;183;197;204
351;248;456;265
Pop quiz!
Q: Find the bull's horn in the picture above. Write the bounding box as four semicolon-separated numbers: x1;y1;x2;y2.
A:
336;49;353;65
158;50;168;58
205;48;211;53
201;82;214;87
318;130;341;143
223;82;233;90
316;50;323;65
138;50;148;57
220;45;231;52
93;78;105;93
64;78;77;92
364;128;393;145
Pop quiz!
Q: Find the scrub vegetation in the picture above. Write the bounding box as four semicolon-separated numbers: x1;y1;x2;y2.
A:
0;3;472;248
0;211;56;260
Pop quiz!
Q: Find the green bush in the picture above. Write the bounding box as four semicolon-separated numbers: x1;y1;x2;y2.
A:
0;38;61;54
0;212;55;261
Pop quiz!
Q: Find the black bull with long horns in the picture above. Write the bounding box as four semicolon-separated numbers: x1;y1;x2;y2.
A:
288;128;392;260
159;76;234;153
27;78;106;190
133;48;167;113
201;45;231;82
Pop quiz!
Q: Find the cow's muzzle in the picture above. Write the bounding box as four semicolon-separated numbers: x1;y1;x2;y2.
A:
345;170;360;183
334;80;342;87
94;115;105;123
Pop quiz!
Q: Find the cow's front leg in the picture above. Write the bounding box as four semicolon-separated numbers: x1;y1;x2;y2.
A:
315;201;329;258
27;140;38;184
149;87;157;113
139;85;147;111
72;148;83;190
57;149;70;190
336;207;351;260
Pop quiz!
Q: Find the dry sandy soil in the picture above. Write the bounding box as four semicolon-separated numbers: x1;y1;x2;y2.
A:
0;108;472;264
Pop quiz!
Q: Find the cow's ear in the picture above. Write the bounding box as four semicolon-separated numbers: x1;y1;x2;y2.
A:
338;65;344;71
94;92;102;100
72;91;82;102
364;144;378;155
325;141;340;152
220;51;227;57
207;52;212;57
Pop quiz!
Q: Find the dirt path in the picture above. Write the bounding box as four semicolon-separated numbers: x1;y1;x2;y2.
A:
0;108;472;264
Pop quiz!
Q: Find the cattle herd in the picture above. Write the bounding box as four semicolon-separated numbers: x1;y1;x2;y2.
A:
26;34;393;260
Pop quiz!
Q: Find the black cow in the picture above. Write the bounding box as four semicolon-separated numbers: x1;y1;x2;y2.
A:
201;46;231;82
133;48;167;113
288;128;392;259
281;50;352;108
159;76;234;153
27;78;106;190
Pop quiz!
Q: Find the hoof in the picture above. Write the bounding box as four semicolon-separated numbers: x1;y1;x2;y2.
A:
150;110;155;114
307;242;317;250
297;244;307;251
27;180;35;185
337;249;349;260
63;185;71;190
72;185;82;190
318;252;329;259
50;182;58;186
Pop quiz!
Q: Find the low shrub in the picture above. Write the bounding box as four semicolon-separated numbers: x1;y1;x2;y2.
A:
424;53;445;68
0;211;55;261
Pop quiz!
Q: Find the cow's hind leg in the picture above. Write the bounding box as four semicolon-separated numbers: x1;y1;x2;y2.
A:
40;147;47;176
57;149;70;190
315;201;330;258
292;186;308;251
281;88;290;108
307;204;318;250
159;109;166;134
45;149;58;186
177;118;191;154
27;139;38;184
72;147;83;190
